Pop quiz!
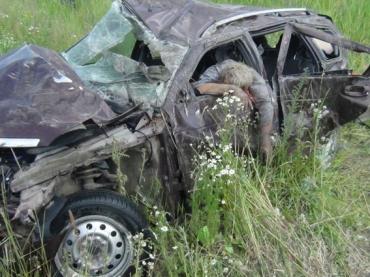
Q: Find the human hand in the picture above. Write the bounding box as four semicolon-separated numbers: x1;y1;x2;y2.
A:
243;87;256;104
231;86;254;110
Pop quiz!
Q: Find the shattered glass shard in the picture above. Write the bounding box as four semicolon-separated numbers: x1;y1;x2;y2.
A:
70;52;171;107
62;0;188;109
53;71;73;83
64;1;133;66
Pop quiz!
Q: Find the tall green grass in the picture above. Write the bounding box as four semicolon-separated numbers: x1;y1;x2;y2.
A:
0;0;369;276
0;0;111;54
149;96;369;276
215;0;370;71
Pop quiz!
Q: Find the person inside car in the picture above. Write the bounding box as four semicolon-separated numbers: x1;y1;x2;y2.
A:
194;58;274;159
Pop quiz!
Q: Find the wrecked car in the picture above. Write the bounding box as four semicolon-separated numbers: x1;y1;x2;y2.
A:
0;0;369;276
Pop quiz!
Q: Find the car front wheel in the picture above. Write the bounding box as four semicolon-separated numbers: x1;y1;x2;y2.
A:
51;190;148;277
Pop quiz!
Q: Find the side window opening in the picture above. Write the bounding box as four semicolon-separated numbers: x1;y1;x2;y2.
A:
283;34;321;75
191;40;254;82
252;30;338;78
253;31;284;83
311;37;340;60
308;28;341;61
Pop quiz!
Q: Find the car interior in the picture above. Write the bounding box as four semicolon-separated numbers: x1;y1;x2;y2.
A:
191;31;323;90
254;31;322;78
191;40;250;83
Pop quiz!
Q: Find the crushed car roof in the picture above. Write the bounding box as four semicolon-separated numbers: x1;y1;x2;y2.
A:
123;0;308;44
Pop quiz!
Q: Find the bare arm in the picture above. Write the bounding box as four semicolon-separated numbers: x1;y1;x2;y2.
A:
196;83;240;96
197;83;254;110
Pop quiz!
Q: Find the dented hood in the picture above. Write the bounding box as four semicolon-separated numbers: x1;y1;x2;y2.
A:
0;45;115;147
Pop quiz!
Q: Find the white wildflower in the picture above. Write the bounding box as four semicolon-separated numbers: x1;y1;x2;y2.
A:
160;226;169;232
220;169;228;176
228;169;235;175
274;207;281;217
223;144;232;152
321;109;330;117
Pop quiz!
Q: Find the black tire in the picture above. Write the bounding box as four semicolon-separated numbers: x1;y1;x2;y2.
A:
49;190;149;277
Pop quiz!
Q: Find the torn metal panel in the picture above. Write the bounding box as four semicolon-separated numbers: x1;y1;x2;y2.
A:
0;45;115;147
11;118;165;193
10;118;165;221
277;22;370;128
339;78;370;123
13;177;59;222
279;75;370;127
291;23;370;54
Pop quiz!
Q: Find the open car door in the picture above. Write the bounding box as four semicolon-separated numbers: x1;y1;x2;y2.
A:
276;23;370;126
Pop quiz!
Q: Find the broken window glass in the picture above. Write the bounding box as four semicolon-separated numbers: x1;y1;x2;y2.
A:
71;52;171;108
64;1;133;66
62;1;188;110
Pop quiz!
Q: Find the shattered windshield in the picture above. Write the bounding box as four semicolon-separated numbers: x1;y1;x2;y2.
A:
63;0;187;110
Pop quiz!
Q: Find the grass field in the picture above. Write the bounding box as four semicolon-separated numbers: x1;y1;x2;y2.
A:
0;0;369;276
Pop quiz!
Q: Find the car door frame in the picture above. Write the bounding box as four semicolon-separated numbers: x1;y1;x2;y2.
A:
162;28;265;190
164;27;267;134
276;23;370;125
